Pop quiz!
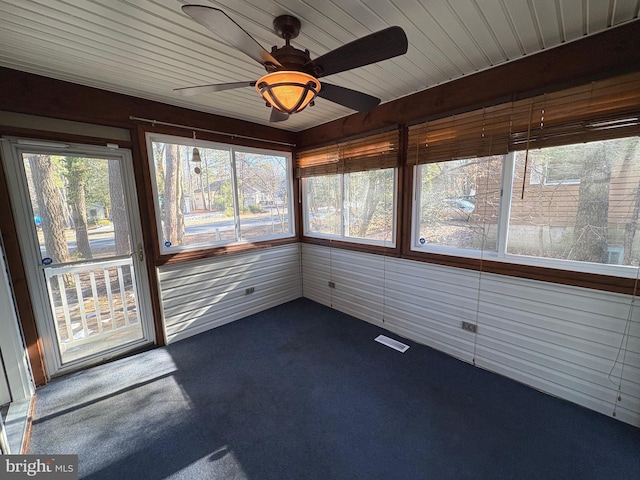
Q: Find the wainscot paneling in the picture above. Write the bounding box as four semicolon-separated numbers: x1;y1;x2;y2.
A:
158;244;302;343
301;244;640;427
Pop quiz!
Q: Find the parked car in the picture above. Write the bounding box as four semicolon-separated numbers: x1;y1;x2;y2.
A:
441;198;475;221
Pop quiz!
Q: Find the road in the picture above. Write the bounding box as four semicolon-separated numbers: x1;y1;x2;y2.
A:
45;214;289;256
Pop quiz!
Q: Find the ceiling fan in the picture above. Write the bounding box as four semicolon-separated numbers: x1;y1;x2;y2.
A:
174;5;409;122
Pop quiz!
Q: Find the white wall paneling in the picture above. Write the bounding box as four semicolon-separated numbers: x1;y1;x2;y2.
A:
301;243;640;427
159;244;302;343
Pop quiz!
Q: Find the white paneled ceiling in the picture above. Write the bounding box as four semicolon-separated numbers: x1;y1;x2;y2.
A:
0;0;638;132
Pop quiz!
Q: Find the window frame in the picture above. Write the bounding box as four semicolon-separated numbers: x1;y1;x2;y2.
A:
145;132;295;255
410;143;640;279
302;167;398;248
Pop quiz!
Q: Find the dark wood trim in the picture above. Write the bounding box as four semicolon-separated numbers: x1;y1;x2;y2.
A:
398;124;410;258
155;237;299;267
133;121;294;154
295;20;640;149
0;67;296;148
293;171;302;241
20;396;36;454
401;157;415;258
0;152;47;386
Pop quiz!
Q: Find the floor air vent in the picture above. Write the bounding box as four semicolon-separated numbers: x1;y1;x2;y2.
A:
374;335;409;353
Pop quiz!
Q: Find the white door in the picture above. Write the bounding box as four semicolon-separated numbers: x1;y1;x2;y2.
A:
0;236;33;406
1;139;154;377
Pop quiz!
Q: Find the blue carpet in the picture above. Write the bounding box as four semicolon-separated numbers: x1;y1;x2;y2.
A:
28;298;640;479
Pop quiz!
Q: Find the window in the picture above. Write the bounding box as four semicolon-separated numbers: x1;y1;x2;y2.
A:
414;156;502;253
305;175;342;236
410;71;640;276
413;137;640;273
508;137;640;266
146;134;293;253
298;130;399;247
303;168;396;245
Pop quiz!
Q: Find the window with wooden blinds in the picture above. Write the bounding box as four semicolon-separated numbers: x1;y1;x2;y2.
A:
296;129;399;177
407;104;512;164
407;71;640;164
509;73;640;150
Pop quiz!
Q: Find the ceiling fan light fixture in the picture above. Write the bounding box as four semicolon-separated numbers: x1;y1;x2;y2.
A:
256;71;321;114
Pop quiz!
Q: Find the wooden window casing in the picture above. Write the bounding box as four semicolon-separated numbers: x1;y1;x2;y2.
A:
404;72;640;294
296;129;400;177
297;129;401;253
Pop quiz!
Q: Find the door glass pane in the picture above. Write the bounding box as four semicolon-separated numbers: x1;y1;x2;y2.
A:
21;153;144;365
23;154;131;263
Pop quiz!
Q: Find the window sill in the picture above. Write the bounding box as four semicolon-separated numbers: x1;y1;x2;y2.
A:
155;237;298;267
302;236;400;257
401;249;639;296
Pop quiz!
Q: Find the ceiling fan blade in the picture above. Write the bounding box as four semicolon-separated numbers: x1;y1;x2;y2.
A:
173;81;256;96
182;5;282;69
317;83;380;112
269;108;289;122
305;26;408;78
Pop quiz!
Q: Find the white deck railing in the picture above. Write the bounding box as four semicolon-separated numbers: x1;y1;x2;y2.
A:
44;257;140;353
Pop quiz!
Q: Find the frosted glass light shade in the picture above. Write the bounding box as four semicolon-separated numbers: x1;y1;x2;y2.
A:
256;71;321;114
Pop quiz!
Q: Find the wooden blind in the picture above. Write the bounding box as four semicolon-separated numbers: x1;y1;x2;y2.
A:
296;129;399;177
408;71;640;164
407;103;512;164
509;73;640;150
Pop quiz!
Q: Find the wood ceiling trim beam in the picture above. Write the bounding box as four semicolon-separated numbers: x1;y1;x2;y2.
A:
0;67;296;148
295;20;640;150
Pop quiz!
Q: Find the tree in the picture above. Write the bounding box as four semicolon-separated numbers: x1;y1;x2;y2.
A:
349;170;391;238
568;143;611;263
28;154;70;264
65;157;92;259
85;160;111;224
108;160;131;255
163;144;184;245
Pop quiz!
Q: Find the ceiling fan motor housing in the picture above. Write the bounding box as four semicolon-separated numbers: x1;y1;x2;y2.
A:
273;15;301;40
270;45;312;72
